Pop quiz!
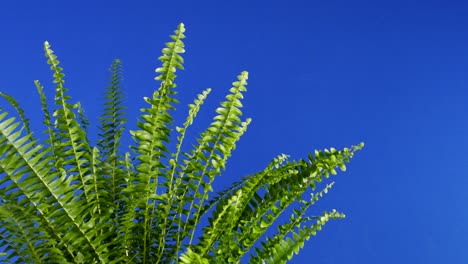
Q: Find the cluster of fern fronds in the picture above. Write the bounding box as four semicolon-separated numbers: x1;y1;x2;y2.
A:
0;23;363;263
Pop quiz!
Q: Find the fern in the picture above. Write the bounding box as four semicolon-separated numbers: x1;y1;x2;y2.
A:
0;23;364;263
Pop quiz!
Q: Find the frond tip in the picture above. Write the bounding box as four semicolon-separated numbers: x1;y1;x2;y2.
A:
155;23;186;87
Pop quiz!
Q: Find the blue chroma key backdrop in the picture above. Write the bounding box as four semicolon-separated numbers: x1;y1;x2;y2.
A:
1;1;467;263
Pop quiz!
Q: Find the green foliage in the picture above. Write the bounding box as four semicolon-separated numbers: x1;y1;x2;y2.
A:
0;23;364;263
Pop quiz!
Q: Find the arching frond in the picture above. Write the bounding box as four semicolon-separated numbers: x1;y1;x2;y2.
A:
0;92;32;136
249;184;341;263
199;153;290;218
255;210;344;264
191;143;363;262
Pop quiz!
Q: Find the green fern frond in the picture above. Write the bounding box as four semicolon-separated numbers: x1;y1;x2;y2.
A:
156;88;211;259
254;210;344;264
194;144;360;262
239;145;360;257
0;92;32;136
43;41;94;208
118;151;138;262
172;71;250;257
199;153;290;218
123;23;186;263
91;147;103;216
248;183;339;263
97;59;127;217
195;189;244;257
155;23;186;87
76;101;90;133
34;80;63;170
98;59;126;158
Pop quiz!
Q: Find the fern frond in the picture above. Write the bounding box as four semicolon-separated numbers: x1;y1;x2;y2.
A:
155;23;186;87
97;59;127;219
118;152;138;262
91;147;102;216
196;189;244;257
197;144;361;262
199;153;290;218
252;210;344;264
156;88;211;260
76;101;90;133
172;72;250;258
0;92;32;136
245;183;338;263
43;41;94;208
34;80;63;170
124;23;186;263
